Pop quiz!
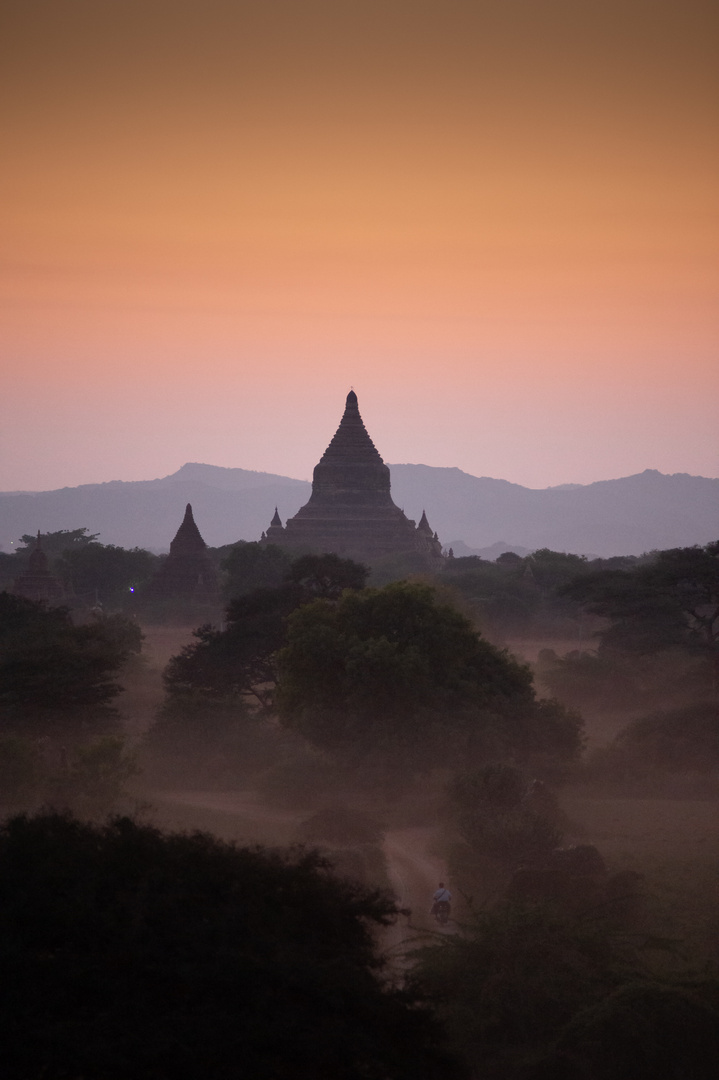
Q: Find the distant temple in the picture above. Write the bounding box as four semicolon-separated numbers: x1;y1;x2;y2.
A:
261;391;443;565
144;503;218;600
12;532;64;604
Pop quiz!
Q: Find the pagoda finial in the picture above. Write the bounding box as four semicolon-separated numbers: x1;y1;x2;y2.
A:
417;509;433;536
270;507;282;528
169;502;207;555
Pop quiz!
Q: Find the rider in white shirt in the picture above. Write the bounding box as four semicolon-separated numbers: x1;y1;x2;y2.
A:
431;882;452;920
433;883;451;905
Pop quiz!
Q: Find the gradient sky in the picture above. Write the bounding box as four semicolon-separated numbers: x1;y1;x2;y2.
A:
2;0;717;492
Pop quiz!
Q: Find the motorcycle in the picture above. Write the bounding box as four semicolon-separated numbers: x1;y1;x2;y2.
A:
432;900;450;925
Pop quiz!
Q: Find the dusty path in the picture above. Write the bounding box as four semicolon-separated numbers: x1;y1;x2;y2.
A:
153;790;451;956
382;826;451;958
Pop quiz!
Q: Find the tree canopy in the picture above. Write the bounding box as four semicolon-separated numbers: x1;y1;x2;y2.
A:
162;554;369;712
553;543;719;707
0;812;463;1080
564;543;719;658
0;592;142;736
221;540;292;598
56;541;159;607
277;581;582;770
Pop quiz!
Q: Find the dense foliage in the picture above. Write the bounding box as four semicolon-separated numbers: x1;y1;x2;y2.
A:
277;581;582;771
0;530;159;608
411;902;719;1079
160;554;369;711
146;555;369;780
0;592;142;736
0;812;464;1080
540;543;719;714
56;541;159;607
221;540;292;598
441;548;640;639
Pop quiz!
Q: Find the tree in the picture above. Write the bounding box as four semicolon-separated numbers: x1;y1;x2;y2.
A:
562;542;719;698
287;551;369;598
161;554;369;712
0;812;464;1080
162;586;299;712
535;982;719;1079
55;541;159;607
17;527;99;559
0;529;100;591
446;764;563;872
148;555;369;778
441;556;541;635
0;592;142;737
410;903;719;1079
221;541;292;599
411;902;619;1076
277;582;582;771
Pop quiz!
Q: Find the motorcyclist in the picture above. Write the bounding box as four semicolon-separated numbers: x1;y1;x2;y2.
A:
430;882;451;923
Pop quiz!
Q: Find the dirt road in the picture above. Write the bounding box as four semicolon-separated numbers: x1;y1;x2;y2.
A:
153;789;450;955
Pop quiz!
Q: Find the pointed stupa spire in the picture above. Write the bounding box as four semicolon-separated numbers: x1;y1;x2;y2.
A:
275;390;444;564
417;510;433;536
143;503;218;600
264;506;285;543
169;503;207;557
28;530;49;575
317;390;384;467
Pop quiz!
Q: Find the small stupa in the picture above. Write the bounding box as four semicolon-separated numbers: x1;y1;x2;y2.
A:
262;391;443;564
144;504;218;599
12;532;64;603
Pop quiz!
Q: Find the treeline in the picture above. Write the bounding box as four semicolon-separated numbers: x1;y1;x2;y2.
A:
1;535;719;1075
2;533;717;796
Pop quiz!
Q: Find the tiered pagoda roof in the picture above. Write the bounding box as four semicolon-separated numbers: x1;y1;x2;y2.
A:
144;503;218;599
263;391;443;564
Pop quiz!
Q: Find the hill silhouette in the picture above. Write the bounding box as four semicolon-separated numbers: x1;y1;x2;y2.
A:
0;463;716;557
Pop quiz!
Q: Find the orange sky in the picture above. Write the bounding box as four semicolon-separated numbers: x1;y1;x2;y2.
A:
1;0;717;493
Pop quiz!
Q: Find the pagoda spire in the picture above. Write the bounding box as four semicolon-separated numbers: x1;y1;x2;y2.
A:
169;503;207;557
417;510;433;536
264;390;444;566
143;503;218;600
265;507;285;543
317;390;384;467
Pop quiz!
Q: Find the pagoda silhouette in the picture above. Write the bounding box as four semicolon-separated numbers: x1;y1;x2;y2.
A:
144;503;218;600
262;391;443;564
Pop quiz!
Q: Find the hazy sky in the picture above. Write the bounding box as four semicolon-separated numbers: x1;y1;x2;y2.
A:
2;0;717;492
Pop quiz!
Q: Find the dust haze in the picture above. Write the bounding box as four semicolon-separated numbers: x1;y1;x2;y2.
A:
2;534;718;1076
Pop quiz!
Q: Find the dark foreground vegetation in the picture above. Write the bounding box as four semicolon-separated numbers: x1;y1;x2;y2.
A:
0;812;462;1080
1;532;718;1077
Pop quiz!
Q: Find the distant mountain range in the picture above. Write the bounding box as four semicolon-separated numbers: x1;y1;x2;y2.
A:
1;462;717;558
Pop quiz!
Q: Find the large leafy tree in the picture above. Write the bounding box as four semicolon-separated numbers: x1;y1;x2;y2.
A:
162;585;298;712
221;540;292;599
563;542;719;692
0;592;142;736
17;527;99;558
0;812;464;1080
276;581;582;770
0;529;99;591
162;554;370;712
0;530;158;608
56;541;159;606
